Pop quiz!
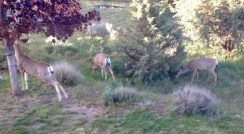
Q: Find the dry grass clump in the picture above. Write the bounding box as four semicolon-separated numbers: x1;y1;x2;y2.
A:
103;86;138;106
172;85;220;116
52;61;83;86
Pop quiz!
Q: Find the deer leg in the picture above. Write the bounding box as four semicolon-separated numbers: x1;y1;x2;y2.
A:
49;80;62;101
101;68;104;79
204;71;211;83
109;67;115;80
196;71;199;81
211;71;217;86
54;84;62;101
104;70;108;80
24;72;28;90
20;71;25;90
58;83;68;99
92;66;96;74
191;70;197;84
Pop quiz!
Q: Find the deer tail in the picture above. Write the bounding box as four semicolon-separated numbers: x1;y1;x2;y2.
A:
47;65;55;79
215;60;219;69
105;57;111;67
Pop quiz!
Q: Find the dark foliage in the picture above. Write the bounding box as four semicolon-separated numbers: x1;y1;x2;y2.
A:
0;0;100;40
116;0;185;84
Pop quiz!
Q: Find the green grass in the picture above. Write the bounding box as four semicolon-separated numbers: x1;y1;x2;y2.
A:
7;102;74;134
88;110;243;134
0;1;243;134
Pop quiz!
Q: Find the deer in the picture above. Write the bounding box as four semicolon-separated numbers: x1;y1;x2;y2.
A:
175;58;218;85
92;53;115;80
13;39;68;101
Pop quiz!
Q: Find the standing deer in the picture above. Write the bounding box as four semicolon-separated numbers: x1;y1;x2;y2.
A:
175;58;218;85
13;39;68;101
92;53;115;80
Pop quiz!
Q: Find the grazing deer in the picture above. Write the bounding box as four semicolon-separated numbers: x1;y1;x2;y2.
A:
13;39;68;101
92;53;115;80
175;58;218;85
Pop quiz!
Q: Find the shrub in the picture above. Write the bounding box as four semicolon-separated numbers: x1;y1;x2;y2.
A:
111;56;126;76
52;61;83;86
103;86;138;106
172;85;220;116
116;0;185;84
54;45;79;57
32;53;54;63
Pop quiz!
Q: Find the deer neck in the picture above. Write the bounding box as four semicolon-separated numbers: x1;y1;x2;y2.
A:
183;66;190;73
13;43;23;60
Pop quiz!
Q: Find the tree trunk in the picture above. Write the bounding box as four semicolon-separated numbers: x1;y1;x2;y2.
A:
2;38;20;96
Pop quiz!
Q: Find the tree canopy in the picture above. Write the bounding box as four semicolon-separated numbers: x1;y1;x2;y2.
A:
0;0;100;40
173;0;244;50
0;0;101;96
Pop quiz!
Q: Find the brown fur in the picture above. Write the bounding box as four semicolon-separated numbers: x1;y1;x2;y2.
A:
13;40;68;101
92;53;115;80
176;58;218;85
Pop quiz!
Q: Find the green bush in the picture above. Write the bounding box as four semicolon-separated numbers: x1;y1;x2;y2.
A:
103;86;138;106
172;85;220;116
32;53;54;63
111;56;126;76
54;45;79;57
44;45;54;54
52;61;83;86
116;0;185;84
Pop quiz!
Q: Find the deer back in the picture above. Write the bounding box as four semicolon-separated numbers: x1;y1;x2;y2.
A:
13;41;52;79
188;58;217;71
22;58;51;78
92;53;109;69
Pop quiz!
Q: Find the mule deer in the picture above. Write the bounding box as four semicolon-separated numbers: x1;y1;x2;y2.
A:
13;39;68;101
92;53;115;80
175;58;218;85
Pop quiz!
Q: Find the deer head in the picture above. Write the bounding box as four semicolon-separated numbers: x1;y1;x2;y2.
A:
175;65;190;78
